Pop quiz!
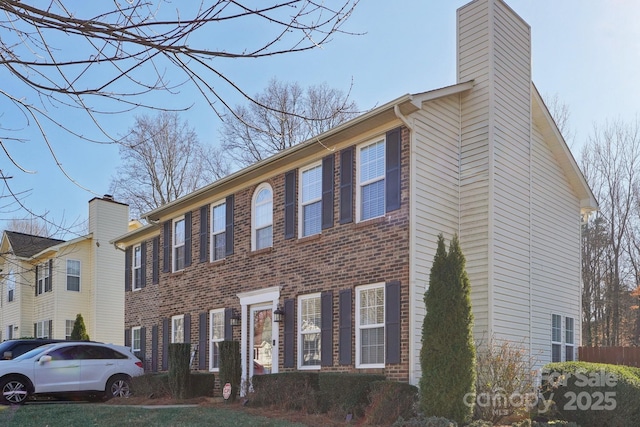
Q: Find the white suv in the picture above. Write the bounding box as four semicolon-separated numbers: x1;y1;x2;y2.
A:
0;342;144;404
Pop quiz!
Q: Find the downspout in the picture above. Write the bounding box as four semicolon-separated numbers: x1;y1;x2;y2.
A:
394;102;417;384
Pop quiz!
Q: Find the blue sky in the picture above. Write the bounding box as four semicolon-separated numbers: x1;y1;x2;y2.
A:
2;0;639;237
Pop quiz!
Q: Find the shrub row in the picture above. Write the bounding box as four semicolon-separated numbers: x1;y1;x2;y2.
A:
131;372;215;399
250;372;390;418
542;361;640;427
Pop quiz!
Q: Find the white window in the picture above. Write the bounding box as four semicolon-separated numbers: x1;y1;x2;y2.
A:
173;217;186;271
209;309;225;371
211;201;226;261
36;320;50;339
172;315;184;343
7;271;15;302
66;259;81;292
132;326;142;353
65;320;74;340
133;244;142;289
357;139;385;222
298;294;321;369
551;314;562;363
299;163;322;237
565;317;575;362
252;183;273;251
356;283;385;368
37;262;51;295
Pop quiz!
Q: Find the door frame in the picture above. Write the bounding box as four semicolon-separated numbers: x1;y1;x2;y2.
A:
238;286;281;393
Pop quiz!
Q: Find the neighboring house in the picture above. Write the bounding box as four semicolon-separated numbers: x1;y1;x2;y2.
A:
113;0;597;385
0;196;131;345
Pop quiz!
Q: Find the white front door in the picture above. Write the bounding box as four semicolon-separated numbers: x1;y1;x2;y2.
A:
250;305;274;377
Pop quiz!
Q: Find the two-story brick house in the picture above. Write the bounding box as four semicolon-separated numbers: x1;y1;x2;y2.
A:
114;0;597;385
0;196;131;344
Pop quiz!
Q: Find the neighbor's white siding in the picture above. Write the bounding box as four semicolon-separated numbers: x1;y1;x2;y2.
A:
458;0;491;339
410;95;462;384
530;120;581;368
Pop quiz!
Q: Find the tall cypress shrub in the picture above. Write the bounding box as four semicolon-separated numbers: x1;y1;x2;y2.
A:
219;340;241;401
70;313;90;340
168;343;192;399
419;234;476;424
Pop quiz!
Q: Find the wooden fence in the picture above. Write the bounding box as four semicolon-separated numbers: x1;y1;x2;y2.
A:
579;346;640;368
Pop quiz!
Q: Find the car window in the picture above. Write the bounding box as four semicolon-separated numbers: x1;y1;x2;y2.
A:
48;346;79;361
14;344;56;361
7;343;42;359
80;345;127;360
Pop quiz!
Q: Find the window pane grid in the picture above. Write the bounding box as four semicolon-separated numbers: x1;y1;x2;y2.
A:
300;296;321;367
210;311;224;369
303;202;321;236
361;327;384;364
256;226;272;250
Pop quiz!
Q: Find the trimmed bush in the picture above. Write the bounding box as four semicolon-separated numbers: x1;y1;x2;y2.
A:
131;372;214;399
219;341;241;402
317;373;386;418
363;381;418;425
542;361;640;427
251;372;320;411
168;343;191;399
392;414;457;427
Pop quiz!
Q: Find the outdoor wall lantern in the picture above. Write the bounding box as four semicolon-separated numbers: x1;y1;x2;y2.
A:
230;308;241;327
273;304;285;323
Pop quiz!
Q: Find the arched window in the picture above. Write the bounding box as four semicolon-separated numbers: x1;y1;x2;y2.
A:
252;183;273;250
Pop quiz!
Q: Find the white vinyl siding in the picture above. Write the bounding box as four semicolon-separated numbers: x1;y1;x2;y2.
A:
211;202;226;261
66;259;81;292
357;139;385;222
173;217;186;272
209;309;224;371
298;294;321;369
252;184;273;251
172;315;184;343
356;283;385;368
299;164;322;237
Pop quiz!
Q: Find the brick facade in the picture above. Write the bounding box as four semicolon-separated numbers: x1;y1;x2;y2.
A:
124;127;412;382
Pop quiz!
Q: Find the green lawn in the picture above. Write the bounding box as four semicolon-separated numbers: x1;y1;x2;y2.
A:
0;403;307;427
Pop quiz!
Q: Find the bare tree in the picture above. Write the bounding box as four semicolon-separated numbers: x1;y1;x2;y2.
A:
581;119;640;345
109;112;228;219
0;0;359;219
4;217;51;237
544;92;575;149
221;78;359;167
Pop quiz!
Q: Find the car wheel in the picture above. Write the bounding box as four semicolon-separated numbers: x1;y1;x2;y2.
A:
105;375;132;399
0;376;30;405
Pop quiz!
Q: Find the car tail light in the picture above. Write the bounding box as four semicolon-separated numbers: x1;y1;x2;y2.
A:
135;361;143;368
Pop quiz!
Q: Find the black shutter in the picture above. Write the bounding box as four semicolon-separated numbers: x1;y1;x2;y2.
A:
124;328;131;347
124;248;132;291
322;155;335;229
48;320;53;338
35;265;38;296
321;291;333;366
140;242;147;288
224;308;233;341
198;312;207;370
152;237;159;285
162;221;170;273
151;325;159;372
339;147;354;224
385;281;401;364
162;318;169;371
33;323;37;337
225;195;234;256
140;327;147;368
339;289;352;365
283;298;295;368
200;205;209;263
385;127;402;212
184;313;191;344
284;170;296;239
184;211;192;267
